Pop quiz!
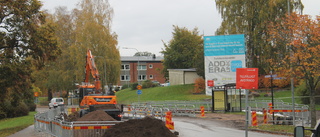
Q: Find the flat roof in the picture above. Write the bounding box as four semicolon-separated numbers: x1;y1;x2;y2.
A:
121;56;163;62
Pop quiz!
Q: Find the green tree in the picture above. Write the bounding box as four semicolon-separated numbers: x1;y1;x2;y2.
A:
0;0;60;117
161;26;204;78
215;0;303;74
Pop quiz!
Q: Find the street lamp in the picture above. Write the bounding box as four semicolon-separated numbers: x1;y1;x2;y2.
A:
123;47;140;84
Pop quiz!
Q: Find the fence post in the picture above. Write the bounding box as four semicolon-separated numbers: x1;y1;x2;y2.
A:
263;108;267;124
200;106;205;117
252;111;258;126
166;111;174;130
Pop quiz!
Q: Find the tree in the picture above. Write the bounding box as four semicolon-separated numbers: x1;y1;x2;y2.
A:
134;51;153;56
0;0;60;117
215;0;303;74
161;26;204;78
266;13;320;127
71;0;120;86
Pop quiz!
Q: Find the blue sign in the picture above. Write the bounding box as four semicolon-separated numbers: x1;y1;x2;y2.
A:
204;34;246;56
137;90;142;95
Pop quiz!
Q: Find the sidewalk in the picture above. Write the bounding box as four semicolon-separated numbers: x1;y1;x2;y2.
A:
7;125;38;137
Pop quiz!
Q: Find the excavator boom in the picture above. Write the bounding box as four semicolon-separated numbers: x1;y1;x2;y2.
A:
84;49;101;91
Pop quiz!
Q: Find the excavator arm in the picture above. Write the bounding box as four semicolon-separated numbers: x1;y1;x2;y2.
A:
84;49;101;91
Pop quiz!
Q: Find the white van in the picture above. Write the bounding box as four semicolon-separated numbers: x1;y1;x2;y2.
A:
49;98;64;109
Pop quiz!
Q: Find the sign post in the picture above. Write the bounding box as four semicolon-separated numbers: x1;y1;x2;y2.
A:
236;68;258;137
136;85;142;103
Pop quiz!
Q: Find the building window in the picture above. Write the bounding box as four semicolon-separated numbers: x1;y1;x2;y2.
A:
149;64;153;68
120;75;130;81
121;64;130;70
138;75;146;81
137;65;146;70
149;75;153;79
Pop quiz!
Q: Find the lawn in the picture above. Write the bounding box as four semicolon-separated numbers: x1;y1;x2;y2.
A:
0;111;36;137
116;84;210;104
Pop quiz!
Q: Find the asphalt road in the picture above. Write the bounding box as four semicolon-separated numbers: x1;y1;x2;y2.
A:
174;117;290;137
8;107;292;137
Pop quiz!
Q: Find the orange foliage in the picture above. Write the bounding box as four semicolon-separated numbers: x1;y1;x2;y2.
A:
194;78;205;93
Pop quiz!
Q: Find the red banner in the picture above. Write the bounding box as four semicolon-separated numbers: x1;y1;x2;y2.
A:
236;68;258;89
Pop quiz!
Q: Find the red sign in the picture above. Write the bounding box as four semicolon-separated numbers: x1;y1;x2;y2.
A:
236;68;259;89
207;80;214;87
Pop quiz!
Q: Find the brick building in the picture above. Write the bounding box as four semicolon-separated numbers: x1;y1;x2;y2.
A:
119;56;166;86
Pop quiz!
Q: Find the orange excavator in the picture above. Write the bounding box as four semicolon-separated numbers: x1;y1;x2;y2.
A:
78;49;122;120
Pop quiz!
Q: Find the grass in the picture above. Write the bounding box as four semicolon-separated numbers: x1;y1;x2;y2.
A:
0;111;36;137
250;124;312;136
116;84;210;104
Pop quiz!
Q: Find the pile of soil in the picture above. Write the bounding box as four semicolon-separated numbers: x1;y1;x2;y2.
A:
77;110;117;121
65;111;80;122
103;117;177;137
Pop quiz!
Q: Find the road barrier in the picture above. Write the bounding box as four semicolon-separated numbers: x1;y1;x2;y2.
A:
252;111;258;126
200;106;205;117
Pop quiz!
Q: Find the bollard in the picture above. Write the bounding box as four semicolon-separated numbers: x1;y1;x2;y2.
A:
252;111;258;126
263;108;267;124
166;111;174;130
128;105;131;111
268;103;273;114
200;106;205;117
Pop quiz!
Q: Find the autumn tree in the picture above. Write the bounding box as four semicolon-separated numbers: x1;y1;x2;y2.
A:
71;0;120;86
215;0;303;73
266;13;320;127
161;26;204;78
0;0;60;117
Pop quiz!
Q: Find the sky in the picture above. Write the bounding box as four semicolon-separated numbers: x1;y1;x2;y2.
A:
39;0;320;56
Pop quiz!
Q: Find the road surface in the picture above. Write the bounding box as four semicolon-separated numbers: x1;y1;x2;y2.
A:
174;117;291;137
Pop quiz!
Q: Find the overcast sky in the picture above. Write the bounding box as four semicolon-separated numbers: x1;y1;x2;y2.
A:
40;0;320;56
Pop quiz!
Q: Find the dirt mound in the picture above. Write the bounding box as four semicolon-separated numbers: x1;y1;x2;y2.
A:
77;110;116;121
65;111;80;122
103;116;177;137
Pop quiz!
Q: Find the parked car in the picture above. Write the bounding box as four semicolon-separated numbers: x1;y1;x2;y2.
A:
49;97;64;109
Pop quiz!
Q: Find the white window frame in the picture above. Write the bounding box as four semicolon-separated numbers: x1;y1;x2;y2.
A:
137;65;147;70
149;64;153;68
138;74;147;81
149;75;153;79
120;75;130;81
121;64;130;70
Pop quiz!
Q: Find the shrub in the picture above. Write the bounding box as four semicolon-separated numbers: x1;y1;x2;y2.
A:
121;84;130;90
131;83;139;90
26;102;37;111
142;80;157;88
13;101;29;117
194;78;205;93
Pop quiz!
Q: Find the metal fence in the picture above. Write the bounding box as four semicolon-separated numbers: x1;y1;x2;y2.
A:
129;99;310;126
34;105;172;137
34;106;123;137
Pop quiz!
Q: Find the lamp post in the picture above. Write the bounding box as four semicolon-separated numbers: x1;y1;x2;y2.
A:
123;47;140;84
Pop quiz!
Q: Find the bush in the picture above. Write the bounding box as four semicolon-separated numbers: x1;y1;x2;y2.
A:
13;101;29;117
194;78;205;93
131;83;139;90
142;80;158;88
121;84;130;90
26;102;37;111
